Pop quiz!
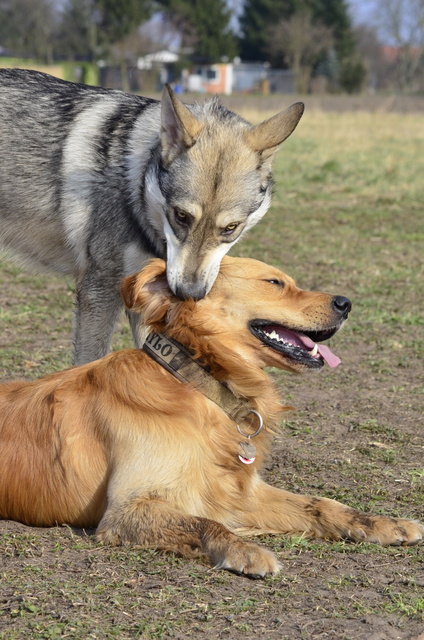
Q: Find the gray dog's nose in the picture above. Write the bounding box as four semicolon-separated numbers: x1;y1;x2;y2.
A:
174;282;208;301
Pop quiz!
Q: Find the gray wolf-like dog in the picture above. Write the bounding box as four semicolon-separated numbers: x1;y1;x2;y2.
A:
0;68;304;364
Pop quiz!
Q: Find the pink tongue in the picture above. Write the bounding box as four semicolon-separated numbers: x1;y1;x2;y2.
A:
316;344;341;368
298;334;341;368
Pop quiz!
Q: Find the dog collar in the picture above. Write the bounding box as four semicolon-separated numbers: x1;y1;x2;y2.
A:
143;330;253;423
143;330;264;465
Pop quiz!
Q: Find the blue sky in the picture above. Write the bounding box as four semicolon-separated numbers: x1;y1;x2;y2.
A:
347;0;376;26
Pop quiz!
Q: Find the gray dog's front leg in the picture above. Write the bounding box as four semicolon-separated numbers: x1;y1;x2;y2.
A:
73;273;124;365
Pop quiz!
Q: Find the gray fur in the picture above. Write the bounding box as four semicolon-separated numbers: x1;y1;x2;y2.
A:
0;69;303;364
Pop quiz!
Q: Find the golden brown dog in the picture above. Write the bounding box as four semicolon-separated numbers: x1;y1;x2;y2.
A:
0;257;422;577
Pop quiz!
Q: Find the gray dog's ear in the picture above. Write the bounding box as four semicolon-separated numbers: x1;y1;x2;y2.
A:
160;85;203;165
245;102;304;154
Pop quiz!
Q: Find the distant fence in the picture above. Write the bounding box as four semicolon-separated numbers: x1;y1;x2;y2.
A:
232;63;294;94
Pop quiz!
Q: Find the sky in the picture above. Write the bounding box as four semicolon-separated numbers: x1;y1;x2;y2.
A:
347;0;376;26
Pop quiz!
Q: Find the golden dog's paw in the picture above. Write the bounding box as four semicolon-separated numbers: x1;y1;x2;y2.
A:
345;509;424;546
212;541;281;578
96;529;122;546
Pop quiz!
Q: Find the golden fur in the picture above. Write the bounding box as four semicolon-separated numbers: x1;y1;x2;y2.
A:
0;257;422;577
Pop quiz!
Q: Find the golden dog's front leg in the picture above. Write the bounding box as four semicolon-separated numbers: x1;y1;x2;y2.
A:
241;479;424;546
96;496;281;577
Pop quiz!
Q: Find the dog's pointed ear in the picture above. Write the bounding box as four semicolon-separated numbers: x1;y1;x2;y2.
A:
245;102;304;156
121;259;171;323
160;84;203;166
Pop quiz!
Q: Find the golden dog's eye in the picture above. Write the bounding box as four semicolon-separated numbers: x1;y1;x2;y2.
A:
266;279;285;288
222;222;239;235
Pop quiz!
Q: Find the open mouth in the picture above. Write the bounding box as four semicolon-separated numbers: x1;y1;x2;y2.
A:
250;321;343;369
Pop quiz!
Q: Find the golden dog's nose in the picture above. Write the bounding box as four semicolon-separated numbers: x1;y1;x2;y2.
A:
331;296;352;316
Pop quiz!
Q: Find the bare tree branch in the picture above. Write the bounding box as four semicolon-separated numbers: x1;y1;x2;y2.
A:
268;11;334;93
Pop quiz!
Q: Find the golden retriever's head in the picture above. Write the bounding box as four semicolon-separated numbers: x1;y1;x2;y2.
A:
121;257;351;374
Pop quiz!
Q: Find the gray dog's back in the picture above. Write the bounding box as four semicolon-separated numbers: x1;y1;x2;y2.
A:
0;69;159;275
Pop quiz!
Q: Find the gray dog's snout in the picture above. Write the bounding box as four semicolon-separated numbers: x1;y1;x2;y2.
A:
173;282;208;301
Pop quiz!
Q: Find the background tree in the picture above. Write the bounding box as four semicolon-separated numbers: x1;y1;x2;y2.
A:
372;0;424;90
55;0;97;61
96;0;153;90
0;0;56;62
239;0;294;61
267;11;334;92
353;24;391;90
239;0;354;63
314;0;354;59
125;14;182;57
54;0;153;89
159;0;238;63
95;0;152;51
337;54;367;93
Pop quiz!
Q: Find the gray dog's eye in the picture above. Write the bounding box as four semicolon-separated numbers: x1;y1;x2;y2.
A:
221;222;239;236
174;209;190;226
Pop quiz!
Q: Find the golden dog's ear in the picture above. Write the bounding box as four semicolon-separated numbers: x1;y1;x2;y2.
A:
121;259;171;323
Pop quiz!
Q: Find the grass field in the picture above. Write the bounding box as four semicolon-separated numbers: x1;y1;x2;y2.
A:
0;103;423;640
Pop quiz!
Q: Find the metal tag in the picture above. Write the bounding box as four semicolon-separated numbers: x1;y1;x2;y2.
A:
238;440;256;464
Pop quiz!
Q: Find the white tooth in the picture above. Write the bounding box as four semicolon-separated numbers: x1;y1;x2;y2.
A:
310;344;318;357
270;330;280;341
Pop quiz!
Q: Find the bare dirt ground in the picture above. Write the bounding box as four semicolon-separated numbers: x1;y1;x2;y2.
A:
1;107;423;639
0;336;423;639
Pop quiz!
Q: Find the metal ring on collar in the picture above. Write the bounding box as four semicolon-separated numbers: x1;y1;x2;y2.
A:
236;410;263;439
